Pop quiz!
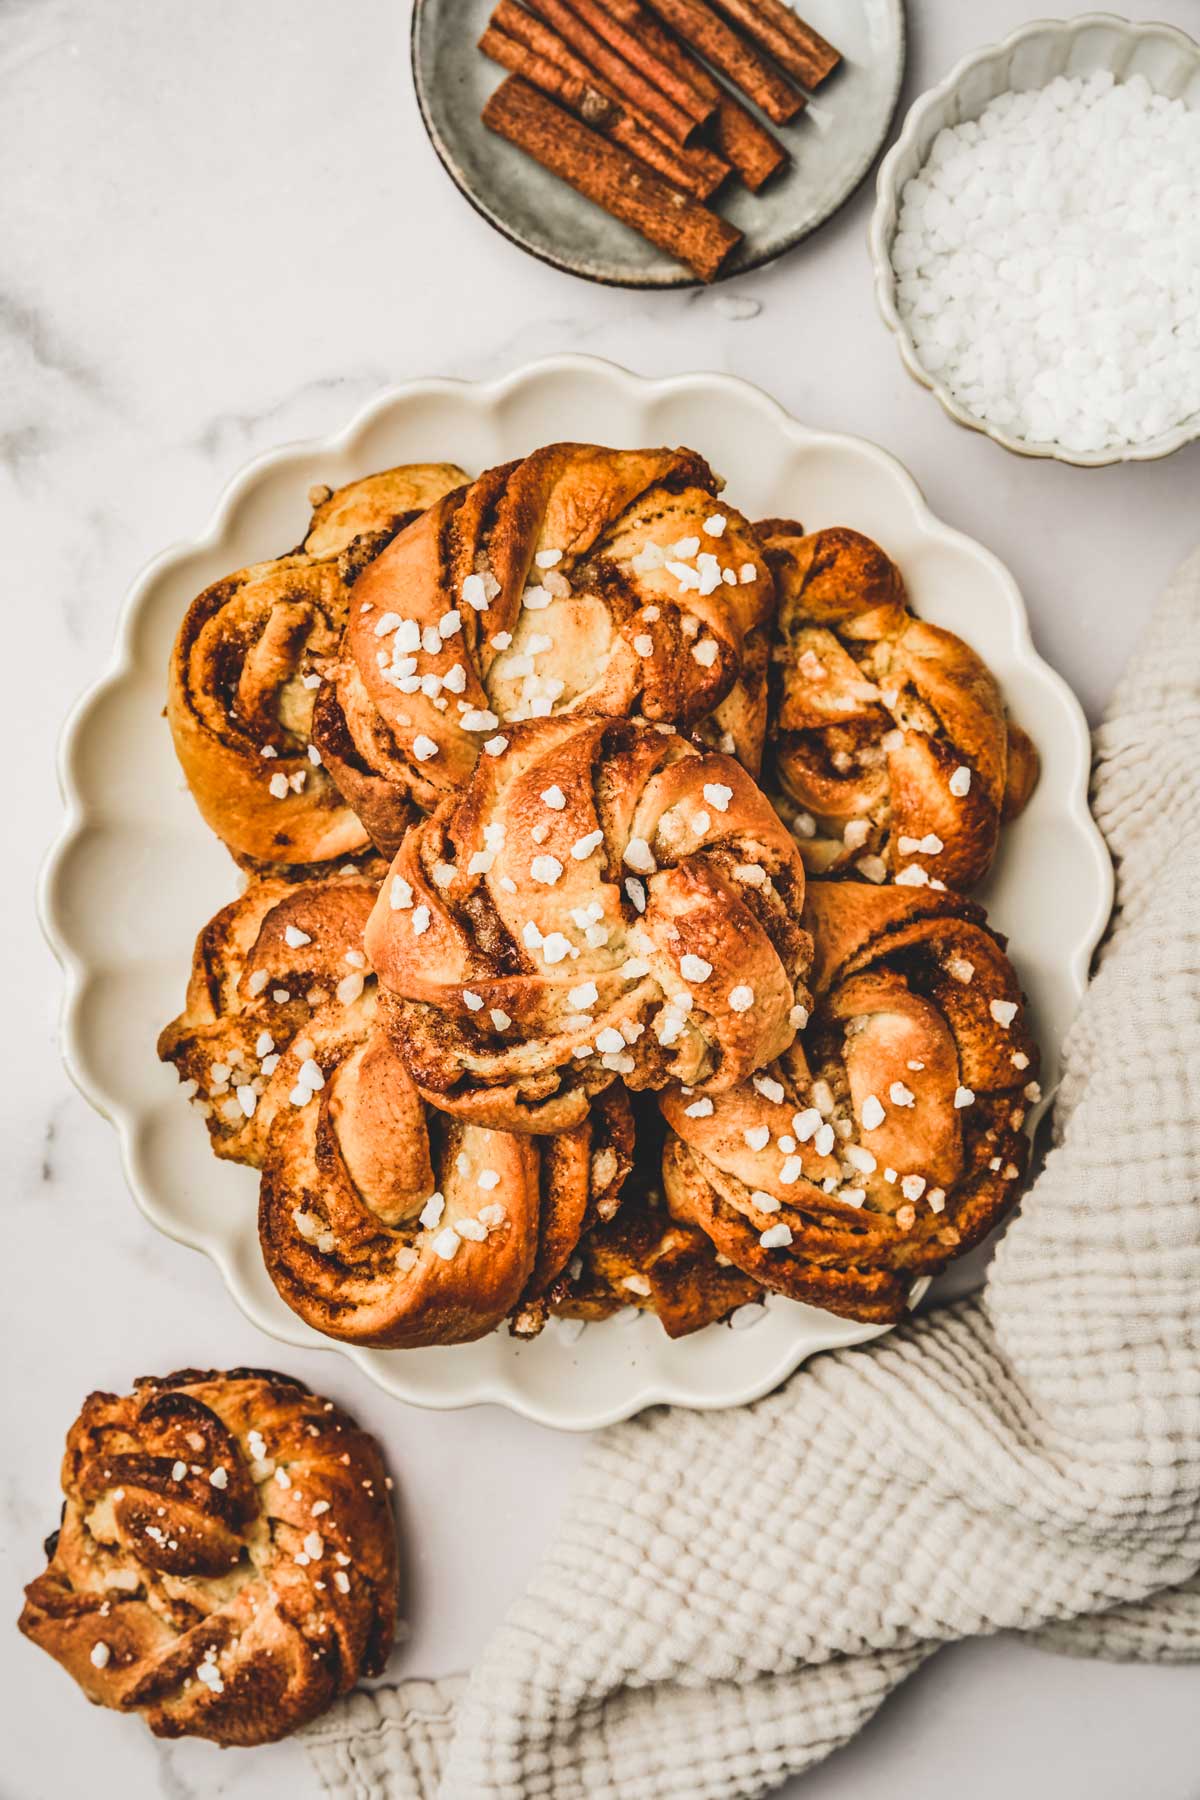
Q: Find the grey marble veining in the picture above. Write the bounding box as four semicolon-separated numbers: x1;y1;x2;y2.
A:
4;1;1198;1795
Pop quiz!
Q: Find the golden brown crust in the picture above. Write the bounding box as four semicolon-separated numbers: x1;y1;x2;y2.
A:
167;464;466;871
18;1369;397;1746
364;715;813;1133
302;466;466;560
156;862;389;1166
158;868;632;1345
309;677;421;858
551;1202;761;1336
660;879;1040;1323
259;1034;540;1346
542;1101;761;1337
1001;717;1040;822
259;1044;634;1348
692;623;770;775
518;1084;635;1309
762;523;1038;890
329;443;775;822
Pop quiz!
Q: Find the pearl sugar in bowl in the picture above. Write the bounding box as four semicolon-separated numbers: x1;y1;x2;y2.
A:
872;17;1200;466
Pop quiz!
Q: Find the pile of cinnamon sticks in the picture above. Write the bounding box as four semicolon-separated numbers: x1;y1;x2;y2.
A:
479;0;841;282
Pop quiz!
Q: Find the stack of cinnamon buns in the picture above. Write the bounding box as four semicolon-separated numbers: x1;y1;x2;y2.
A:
160;442;1041;1345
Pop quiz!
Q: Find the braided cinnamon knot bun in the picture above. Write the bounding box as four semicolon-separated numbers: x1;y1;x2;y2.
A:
763;522;1039;890
661;880;1040;1323
157;860;390;1165
158;867;633;1345
18;1368;397;1746
365;715;813;1133
315;443;775;839
260;1053;632;1348
168;462;466;872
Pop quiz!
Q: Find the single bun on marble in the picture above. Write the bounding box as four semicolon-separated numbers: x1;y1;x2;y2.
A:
167;462;466;872
365;714;814;1134
762;522;1038;891
314;443;777;842
159;865;632;1345
660;880;1039;1323
18;1368;397;1746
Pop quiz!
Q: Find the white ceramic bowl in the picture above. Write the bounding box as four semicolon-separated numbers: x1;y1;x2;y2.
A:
870;12;1200;467
40;355;1111;1429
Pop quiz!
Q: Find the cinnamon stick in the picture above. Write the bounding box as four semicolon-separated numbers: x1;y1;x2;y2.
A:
592;0;788;189
492;4;730;193
482;76;742;281
482;25;612;119
480;23;728;197
639;0;806;125
496;1;649;107
522;0;702;142
709;0;840;88
649;119;732;204
710;90;787;189
559;0;716;128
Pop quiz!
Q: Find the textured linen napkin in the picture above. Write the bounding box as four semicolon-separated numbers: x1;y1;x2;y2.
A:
305;549;1200;1799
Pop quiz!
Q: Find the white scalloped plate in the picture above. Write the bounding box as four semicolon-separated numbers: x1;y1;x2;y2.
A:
40;356;1111;1430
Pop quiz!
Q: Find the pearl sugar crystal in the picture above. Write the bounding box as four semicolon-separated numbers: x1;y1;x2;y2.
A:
893;72;1200;454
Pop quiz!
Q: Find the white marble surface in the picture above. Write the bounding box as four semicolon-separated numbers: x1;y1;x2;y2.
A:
4;1;1198;1795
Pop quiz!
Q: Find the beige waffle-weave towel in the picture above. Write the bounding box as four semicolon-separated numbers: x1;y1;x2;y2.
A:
305;548;1200;1799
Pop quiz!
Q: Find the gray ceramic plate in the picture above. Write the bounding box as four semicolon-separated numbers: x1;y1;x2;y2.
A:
412;0;906;287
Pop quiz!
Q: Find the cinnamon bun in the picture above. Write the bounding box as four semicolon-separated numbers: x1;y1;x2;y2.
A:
19;1368;397;1745
315;444;776;834
365;715;813;1133
167;462;465;871
764;522;1038;890
661;880;1039;1321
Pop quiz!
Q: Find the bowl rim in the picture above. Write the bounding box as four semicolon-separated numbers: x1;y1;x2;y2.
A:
868;9;1200;468
37;352;1114;1429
